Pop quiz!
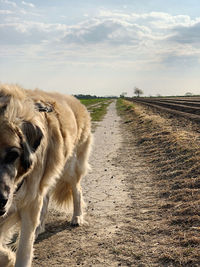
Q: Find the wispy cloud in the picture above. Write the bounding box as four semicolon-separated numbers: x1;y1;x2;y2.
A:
0;9;13;14
0;21;66;45
1;0;17;7
21;1;34;8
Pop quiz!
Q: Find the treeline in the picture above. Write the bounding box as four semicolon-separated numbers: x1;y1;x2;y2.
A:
74;94;117;99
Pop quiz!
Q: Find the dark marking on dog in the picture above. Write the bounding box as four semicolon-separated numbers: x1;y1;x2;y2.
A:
35;102;53;113
4;147;20;165
15;179;24;193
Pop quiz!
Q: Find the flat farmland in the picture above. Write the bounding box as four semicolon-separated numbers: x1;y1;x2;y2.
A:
118;98;200;265
128;96;200;121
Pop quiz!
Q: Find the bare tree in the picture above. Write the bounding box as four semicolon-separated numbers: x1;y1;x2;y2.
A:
134;87;143;97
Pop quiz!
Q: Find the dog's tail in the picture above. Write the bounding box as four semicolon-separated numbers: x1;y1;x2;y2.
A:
50;180;73;210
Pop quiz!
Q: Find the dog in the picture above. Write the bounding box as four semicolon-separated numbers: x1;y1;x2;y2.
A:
0;84;92;267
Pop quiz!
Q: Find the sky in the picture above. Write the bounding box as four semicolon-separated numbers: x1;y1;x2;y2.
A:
0;0;200;97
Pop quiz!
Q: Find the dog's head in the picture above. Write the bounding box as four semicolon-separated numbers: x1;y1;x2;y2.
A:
0;92;43;216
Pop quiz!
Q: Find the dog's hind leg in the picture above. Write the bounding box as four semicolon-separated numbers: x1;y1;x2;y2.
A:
69;135;92;226
52;135;92;227
35;193;50;239
70;181;84;226
52;166;84;226
15;195;43;267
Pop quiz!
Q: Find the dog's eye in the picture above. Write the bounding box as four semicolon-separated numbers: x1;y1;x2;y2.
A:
4;149;20;164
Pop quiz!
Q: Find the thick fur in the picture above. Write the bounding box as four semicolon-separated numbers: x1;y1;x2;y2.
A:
0;84;92;267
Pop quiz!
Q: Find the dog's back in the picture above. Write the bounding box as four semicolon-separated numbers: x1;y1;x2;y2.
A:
27;89;91;148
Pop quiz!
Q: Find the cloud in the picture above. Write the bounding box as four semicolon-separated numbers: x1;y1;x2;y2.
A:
21;1;34;8
66;10;200;47
0;22;66;45
0;15;151;47
99;10;196;28
162;53;200;68
1;9;199;48
0;9;13;14
1;0;40;20
168;22;200;44
1;0;17;7
130;11;200;31
99;10;132;20
61;17;152;46
1;8;200;71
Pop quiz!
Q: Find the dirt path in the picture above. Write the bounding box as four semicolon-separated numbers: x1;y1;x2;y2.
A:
33;101;165;266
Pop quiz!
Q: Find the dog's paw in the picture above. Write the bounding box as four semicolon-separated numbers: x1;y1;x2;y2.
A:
0;246;15;267
70;215;84;227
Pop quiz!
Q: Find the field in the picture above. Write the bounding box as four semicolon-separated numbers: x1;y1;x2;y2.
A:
128;96;200;121
117;98;200;265
33;98;200;266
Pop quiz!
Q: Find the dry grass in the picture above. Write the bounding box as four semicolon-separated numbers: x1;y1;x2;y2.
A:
117;99;200;266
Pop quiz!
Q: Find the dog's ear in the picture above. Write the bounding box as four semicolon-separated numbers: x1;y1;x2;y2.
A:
22;121;43;152
0;93;10;115
20;141;33;171
20;122;43;171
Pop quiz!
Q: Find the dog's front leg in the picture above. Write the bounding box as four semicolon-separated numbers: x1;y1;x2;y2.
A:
15;196;43;267
0;213;19;267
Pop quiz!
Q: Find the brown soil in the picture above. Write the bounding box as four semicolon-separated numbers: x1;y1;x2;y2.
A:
32;100;200;267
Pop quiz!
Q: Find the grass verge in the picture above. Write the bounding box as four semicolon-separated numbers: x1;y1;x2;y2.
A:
117;98;200;266
116;98;134;113
80;98;112;122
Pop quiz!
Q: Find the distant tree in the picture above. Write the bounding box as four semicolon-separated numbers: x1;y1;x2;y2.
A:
134;87;143;97
185;92;193;97
120;92;127;98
